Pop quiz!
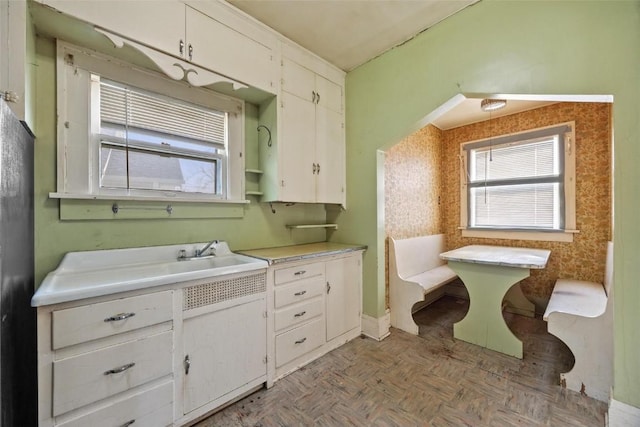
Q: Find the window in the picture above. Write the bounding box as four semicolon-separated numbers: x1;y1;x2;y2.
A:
460;123;576;242
54;42;245;203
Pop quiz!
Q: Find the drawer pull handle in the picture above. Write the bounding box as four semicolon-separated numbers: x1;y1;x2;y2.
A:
104;362;135;376
294;290;307;296
120;420;135;427
294;270;306;276
295;337;307;345
104;312;136;322
294;311;307;318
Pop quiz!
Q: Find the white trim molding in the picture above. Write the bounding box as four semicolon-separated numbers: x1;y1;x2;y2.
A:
361;310;390;341
607;398;640;427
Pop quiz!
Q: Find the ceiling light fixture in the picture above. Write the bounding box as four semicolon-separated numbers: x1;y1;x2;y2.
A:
480;98;507;112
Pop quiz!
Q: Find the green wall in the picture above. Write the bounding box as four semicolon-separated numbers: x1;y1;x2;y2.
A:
337;0;640;408
33;37;328;286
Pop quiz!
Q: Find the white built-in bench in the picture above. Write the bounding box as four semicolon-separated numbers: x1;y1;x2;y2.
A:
389;234;458;335
543;241;613;402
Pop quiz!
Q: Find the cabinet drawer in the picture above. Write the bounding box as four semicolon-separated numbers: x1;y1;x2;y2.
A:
53;331;173;416
52;291;173;349
275;296;323;332
274;275;325;308
275;262;324;285
58;380;173;427
275;317;324;368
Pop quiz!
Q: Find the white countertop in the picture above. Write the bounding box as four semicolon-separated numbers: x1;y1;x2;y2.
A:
440;245;551;269
239;242;366;265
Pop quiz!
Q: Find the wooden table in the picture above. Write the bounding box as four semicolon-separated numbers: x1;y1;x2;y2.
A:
440;245;551;358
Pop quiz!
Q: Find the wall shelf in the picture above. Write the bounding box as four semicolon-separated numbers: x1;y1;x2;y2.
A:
245;169;264;174
286;224;338;230
245;191;263;196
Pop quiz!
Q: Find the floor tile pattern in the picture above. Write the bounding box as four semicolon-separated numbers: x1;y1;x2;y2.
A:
196;296;607;426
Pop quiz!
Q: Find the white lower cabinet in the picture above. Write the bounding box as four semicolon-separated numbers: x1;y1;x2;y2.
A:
270;251;363;382
182;297;267;415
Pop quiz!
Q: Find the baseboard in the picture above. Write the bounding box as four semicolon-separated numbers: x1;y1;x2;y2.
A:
607;397;640;426
361;310;390;341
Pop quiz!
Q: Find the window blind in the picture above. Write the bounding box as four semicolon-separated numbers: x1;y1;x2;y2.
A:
100;80;226;147
468;135;563;230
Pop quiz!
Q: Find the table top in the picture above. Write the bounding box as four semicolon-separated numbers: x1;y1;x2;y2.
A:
440;245;551;269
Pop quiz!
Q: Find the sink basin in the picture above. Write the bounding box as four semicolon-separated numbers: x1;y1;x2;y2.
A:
32;242;268;307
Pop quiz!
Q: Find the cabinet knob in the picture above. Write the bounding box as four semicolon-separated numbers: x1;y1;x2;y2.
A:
188;44;193;61
312;163;317;174
294;270;306;276
179;39;184;55
294;311;307;318
317;163;320;174
316;92;321;104
120;420;136;427
327;282;331;294
184;354;191;375
295;337;307;345
294;290;307;296
312;91;316;103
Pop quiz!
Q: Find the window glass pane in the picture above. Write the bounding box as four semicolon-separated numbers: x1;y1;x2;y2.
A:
470;183;560;229
471;137;558;182
100;146;218;194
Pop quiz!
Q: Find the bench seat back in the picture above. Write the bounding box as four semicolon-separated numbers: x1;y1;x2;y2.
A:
390;234;446;279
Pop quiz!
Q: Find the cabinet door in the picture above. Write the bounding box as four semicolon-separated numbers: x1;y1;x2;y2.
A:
279;92;316;202
182;298;266;414
326;256;361;341
281;58;315;101
186;6;275;91
41;0;186;58
315;74;342;114
315;104;345;204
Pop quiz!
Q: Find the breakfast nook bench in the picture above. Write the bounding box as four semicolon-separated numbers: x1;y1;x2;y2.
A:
543;241;613;402
389;234;458;335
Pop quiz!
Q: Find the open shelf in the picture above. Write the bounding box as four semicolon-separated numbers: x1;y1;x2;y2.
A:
245;191;263;196
245;169;264;174
286;224;338;230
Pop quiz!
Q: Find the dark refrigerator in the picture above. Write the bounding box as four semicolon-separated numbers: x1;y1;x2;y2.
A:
0;98;36;426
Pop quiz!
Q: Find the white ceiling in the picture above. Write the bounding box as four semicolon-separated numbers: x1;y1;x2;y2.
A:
227;0;479;72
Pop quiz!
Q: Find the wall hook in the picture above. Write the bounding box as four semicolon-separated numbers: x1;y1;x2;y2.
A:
257;125;272;147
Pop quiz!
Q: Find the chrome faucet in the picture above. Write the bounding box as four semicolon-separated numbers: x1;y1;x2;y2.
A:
195;240;219;258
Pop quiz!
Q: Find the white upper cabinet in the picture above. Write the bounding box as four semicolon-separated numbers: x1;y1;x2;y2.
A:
36;0;277;93
271;57;345;205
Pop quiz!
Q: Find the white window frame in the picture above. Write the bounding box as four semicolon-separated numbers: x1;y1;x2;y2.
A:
52;41;246;203
459;121;577;242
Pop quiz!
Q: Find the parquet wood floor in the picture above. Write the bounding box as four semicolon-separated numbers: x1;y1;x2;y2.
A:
195;296;607;426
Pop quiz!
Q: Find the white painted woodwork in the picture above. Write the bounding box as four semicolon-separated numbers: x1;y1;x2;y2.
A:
52;291;173;349
274;296;323;332
185;6;274;92
326;256;361;341
544;241;613;402
40;0;186;58
275;317;325;368
182;297;267;415
389;235;458;335
53;331;173;416
274;261;325;285
57;380;173;427
270;57;345;205
279;90;316;202
269;251;363;381
274;275;325;308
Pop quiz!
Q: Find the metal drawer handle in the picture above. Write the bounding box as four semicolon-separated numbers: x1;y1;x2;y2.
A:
104;362;135;376
104;312;135;322
294;290;307;296
295;337;307;345
294;270;306;276
120;420;135;427
294;311;306;318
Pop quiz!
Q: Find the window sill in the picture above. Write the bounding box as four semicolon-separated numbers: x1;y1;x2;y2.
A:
51;193;249;221
459;227;578;243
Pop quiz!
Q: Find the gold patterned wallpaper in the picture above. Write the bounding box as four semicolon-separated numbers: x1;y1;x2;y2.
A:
384;124;444;308
385;102;611;312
